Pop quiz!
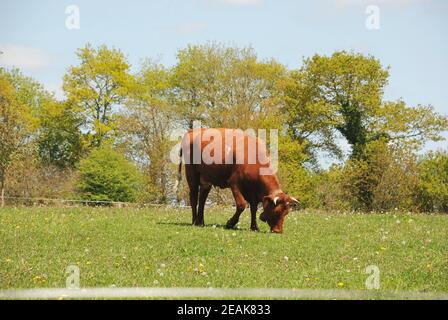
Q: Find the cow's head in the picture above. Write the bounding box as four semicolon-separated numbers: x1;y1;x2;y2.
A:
259;193;299;233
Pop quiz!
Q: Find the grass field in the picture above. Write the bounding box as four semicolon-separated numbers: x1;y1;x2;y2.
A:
0;207;447;293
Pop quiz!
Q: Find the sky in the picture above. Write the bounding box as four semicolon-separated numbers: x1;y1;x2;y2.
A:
1;0;447;162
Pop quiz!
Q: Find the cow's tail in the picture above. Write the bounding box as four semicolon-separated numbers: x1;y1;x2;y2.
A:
173;147;182;194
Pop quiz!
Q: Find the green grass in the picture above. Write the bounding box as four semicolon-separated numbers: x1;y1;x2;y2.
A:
0;207;447;293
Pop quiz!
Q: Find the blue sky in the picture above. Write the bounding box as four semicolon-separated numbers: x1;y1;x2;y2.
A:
1;0;447;158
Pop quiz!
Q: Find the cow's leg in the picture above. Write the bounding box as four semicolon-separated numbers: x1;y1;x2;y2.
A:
185;167;199;225
196;184;211;226
189;186;199;225
250;203;259;231
225;185;247;229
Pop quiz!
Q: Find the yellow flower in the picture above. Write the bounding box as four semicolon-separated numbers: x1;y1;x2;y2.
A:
337;282;345;288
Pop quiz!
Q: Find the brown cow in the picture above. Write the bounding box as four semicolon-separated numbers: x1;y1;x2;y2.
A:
176;128;299;233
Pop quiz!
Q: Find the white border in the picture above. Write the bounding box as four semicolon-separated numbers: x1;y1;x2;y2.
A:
1;287;447;299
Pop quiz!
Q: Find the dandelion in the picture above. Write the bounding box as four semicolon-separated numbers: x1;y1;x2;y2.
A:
337;282;345;288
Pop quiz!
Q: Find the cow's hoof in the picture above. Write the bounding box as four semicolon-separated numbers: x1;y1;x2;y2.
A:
225;221;237;229
250;227;260;232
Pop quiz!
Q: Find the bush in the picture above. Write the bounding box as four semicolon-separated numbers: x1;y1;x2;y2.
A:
342;140;418;211
316;165;351;211
415;151;448;212
78;145;144;202
277;136;320;208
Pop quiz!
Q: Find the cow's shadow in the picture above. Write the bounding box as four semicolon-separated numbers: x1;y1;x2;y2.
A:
157;222;268;233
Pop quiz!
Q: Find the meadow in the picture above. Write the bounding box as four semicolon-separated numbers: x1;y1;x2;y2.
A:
0;207;447;294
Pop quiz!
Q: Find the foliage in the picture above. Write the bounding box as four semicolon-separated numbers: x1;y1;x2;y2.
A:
118;61;176;203
63;44;133;146
283;51;447;160
37;98;84;168
342;140;418;211
171;43;286;129
415;151;448;212
77;144;144;202
316;165;351;211
277;134;319;208
282;51;389;159
1;45;447;208
0;69;40;205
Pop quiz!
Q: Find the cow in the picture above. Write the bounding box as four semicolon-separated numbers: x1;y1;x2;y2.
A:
175;128;299;234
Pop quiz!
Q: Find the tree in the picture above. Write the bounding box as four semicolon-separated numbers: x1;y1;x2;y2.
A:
63;44;133;146
283;51;389;159
171;43;286;130
37;98;84;168
118;61;176;202
284;51;448;160
78;144;144;202
370;100;448;149
0;70;38;207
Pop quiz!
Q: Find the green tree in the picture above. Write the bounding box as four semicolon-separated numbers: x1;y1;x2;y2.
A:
63;44;133;146
119;61;175;202
172;43;286;129
37;98;84;168
283;51;447;159
415;151;448;212
283;51;389;158
78;144;144;202
0;70;39;207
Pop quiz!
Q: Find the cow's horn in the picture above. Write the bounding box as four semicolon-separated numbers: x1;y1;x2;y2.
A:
273;196;280;205
291;197;299;204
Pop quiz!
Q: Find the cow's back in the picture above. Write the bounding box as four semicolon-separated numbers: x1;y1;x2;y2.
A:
181;128;269;188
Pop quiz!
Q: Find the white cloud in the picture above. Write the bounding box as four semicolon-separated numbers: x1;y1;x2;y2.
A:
0;44;53;70
178;22;206;34
219;0;262;6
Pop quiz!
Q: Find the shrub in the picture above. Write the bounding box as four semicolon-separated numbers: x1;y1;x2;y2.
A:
415;151;448;212
78;145;144;202
277;136;319;208
342;140;418;211
316;165;351;211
